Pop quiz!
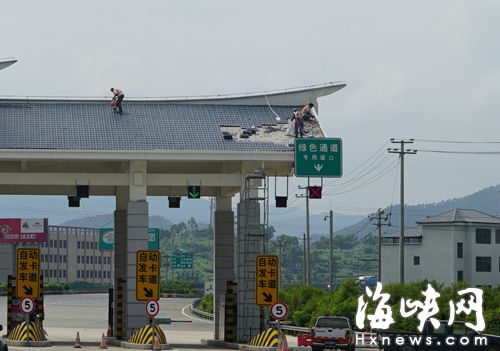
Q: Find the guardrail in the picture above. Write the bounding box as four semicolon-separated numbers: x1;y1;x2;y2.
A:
273;323;310;335
190;298;214;321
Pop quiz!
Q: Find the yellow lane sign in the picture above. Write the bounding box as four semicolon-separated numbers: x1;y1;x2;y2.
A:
16;248;40;298
256;255;279;306
136;250;160;301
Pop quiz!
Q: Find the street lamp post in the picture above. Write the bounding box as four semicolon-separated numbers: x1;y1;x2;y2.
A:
324;210;334;292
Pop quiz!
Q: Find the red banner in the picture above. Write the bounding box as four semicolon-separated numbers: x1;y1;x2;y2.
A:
0;218;48;243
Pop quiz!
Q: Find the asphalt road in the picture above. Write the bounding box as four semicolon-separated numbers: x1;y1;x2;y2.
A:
0;294;375;350
0;294;213;343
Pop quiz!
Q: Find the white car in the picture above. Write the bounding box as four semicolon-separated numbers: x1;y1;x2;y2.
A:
311;316;355;351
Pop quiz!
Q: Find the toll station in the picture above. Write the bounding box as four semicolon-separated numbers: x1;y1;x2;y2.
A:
0;82;345;343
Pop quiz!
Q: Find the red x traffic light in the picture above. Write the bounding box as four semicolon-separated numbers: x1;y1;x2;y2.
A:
308;186;322;199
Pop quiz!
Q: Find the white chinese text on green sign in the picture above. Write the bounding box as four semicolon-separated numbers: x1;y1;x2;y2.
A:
172;253;193;269
294;138;342;177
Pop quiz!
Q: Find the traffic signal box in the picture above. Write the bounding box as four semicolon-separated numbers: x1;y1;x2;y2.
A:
308;186;322;199
187;185;201;199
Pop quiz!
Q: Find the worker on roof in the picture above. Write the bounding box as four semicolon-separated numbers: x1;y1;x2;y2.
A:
292;108;305;138
301;103;315;121
110;87;125;114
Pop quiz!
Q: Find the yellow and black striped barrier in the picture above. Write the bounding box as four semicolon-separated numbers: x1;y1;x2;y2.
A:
128;324;166;345
115;278;124;339
7;321;46;342
36;275;44;327
248;327;279;348
224;281;237;342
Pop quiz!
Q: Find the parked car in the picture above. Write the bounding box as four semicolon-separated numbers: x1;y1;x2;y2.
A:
378;320;500;351
0;324;8;351
311;316;355;351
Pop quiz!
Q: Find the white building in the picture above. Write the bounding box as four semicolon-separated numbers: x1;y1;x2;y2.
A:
0;225;113;285
381;209;500;287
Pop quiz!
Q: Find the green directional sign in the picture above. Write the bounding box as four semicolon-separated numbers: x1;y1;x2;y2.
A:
148;228;159;250
187;185;201;199
294;138;343;178
172;253;193;269
99;228;159;250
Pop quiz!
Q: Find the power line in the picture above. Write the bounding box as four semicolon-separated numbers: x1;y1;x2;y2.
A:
324;140;391;186
325;154;394;193
417;149;500;155
326;158;399;196
414;139;500;144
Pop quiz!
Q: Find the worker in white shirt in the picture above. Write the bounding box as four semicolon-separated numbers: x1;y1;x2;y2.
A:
110;87;125;114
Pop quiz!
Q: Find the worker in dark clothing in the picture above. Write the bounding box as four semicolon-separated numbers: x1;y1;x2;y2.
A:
110;88;125;114
292;109;305;138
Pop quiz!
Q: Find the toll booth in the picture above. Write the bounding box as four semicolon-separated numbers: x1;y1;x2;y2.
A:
0;82;345;342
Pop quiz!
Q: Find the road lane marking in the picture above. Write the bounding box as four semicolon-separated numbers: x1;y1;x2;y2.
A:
181;304;213;324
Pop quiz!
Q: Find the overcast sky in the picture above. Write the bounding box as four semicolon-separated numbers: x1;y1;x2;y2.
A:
1;1;500;222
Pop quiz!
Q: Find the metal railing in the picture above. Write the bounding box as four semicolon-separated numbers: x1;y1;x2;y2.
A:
276;324;310;335
190;298;214;321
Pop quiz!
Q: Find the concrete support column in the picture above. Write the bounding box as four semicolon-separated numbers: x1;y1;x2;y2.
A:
213;194;234;340
236;199;262;343
125;200;149;337
0;245;13;283
114;186;128;337
114;160;149;338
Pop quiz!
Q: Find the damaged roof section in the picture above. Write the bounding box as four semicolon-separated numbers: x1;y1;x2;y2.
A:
220;115;325;148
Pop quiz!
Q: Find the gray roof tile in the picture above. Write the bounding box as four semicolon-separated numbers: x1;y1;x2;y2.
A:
0;101;298;152
416;209;500;224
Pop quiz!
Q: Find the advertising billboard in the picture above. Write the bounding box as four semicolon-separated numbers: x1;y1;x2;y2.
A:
0;218;48;243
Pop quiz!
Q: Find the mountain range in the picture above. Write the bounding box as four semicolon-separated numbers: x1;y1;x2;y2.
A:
335;184;500;238
58;184;500;239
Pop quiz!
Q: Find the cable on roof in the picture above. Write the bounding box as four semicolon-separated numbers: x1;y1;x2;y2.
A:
264;92;284;122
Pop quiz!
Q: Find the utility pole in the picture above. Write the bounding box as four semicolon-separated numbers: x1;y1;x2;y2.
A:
162;253;170;285
273;238;288;290
170;232;176;280
388;139;416;284
296;234;307;285
369;208;390;282
296;180;311;285
324;210;334;292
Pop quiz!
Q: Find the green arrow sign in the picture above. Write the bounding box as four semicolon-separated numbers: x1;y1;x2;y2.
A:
187;185;201;199
294;138;343;177
99;228;159;250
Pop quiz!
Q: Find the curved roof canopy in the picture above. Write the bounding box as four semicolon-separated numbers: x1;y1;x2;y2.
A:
0;82;346;156
0;57;17;71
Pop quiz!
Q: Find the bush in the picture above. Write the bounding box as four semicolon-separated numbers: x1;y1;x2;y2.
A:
67;281;110;291
197;294;213;314
44;283;65;291
160;280;202;294
278;280;500;335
